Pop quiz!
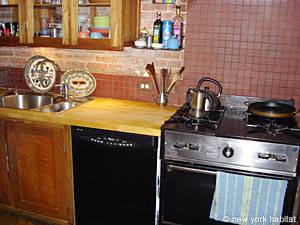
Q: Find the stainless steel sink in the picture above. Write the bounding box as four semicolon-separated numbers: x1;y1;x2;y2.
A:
0;94;57;110
40;101;80;113
0;93;92;113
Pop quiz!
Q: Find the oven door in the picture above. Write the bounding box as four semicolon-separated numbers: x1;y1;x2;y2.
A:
160;161;297;225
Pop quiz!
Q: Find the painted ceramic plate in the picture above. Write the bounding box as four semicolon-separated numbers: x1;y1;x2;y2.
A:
61;69;96;98
24;55;56;93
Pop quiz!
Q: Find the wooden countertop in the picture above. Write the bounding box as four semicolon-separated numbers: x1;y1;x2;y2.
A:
0;98;178;136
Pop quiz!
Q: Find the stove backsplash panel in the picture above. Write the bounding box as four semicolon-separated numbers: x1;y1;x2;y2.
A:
182;0;300;108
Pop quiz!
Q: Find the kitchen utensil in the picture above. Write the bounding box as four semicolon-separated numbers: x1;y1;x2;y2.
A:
166;66;185;94
24;55;57;93
146;63;160;93
195;77;223;111
246;101;299;119
61;69;96;98
188;89;213;118
161;68;168;94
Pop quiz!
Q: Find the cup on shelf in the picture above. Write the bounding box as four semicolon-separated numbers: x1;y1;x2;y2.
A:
40;18;50;30
167;36;179;50
90;32;103;39
78;31;90;38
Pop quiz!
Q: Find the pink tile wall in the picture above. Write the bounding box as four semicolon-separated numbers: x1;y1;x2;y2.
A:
182;0;300;108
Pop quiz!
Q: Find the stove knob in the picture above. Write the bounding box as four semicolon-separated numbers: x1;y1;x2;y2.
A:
274;154;287;162
174;142;184;149
258;152;271;160
223;147;234;158
189;144;199;151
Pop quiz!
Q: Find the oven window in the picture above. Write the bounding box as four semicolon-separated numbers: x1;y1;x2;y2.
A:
161;164;231;225
160;163;296;225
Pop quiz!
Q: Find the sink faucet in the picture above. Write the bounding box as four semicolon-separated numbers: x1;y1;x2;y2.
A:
55;83;69;101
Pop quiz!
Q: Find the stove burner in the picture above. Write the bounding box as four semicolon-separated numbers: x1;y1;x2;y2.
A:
165;104;225;131
245;113;299;136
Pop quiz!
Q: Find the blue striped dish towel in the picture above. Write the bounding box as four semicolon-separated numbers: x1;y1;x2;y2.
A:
210;172;287;225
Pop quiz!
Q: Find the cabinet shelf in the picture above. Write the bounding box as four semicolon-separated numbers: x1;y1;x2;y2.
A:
78;3;111;7
0;36;20;46
0;4;18;7
33;4;62;8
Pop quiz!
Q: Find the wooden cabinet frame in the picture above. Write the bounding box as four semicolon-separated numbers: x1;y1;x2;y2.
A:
0;0;140;50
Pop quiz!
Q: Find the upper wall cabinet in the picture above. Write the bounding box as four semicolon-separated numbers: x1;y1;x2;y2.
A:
0;0;26;46
27;0;69;47
0;0;140;50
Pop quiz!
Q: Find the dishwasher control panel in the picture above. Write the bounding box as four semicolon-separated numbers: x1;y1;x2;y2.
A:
90;136;134;147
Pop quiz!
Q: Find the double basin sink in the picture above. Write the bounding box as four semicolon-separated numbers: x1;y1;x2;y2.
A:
0;93;91;113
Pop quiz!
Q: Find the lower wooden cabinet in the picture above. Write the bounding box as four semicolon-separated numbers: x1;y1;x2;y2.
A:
0;120;74;224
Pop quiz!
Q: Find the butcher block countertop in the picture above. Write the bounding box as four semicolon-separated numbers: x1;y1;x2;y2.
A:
0;98;177;136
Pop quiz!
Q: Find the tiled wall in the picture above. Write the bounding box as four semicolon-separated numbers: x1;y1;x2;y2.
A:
182;0;300;107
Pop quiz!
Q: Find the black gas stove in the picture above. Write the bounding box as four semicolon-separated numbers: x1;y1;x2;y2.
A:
160;95;300;225
162;95;300;177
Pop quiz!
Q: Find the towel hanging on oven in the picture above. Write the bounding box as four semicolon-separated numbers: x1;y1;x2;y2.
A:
209;172;287;225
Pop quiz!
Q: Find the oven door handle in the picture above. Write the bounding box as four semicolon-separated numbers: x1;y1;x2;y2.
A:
167;165;217;176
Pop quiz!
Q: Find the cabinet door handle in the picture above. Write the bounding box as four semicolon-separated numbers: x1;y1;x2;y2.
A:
4;143;9;173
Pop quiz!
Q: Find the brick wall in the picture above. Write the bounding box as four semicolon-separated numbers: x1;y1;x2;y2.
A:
182;0;300;107
0;0;186;105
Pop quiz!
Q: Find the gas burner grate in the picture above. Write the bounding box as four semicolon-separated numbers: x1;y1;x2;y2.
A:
165;106;226;131
245;113;300;136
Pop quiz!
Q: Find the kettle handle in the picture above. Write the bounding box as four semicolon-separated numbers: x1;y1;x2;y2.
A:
196;77;223;97
203;90;214;111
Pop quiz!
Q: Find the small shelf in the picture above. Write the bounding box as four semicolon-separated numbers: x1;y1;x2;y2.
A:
132;46;183;52
79;3;111;7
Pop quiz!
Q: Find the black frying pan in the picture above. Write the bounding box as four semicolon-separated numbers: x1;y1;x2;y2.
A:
247;101;299;119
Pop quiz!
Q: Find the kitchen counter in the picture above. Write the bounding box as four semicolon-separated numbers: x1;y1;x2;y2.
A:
0;98;177;136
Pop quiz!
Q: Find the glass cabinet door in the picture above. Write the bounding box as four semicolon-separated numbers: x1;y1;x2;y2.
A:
27;0;69;47
0;1;20;45
71;0;112;49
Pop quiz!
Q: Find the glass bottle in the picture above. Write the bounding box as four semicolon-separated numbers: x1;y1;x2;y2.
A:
172;5;183;48
153;11;162;44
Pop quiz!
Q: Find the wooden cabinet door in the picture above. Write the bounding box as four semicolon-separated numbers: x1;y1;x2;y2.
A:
6;121;69;221
0;121;10;205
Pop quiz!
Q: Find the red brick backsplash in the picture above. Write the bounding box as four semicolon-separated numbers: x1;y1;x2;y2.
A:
182;0;300;108
5;68;161;103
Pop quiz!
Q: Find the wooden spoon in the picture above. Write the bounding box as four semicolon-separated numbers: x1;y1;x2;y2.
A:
166;66;185;94
161;68;168;94
146;63;160;93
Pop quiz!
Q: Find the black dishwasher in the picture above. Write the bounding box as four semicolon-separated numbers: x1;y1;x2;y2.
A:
72;126;158;225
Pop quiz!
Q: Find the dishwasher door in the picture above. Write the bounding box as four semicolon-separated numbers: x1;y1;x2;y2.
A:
72;126;158;225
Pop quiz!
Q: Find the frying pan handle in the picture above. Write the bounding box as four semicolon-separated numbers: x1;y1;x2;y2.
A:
244;101;250;106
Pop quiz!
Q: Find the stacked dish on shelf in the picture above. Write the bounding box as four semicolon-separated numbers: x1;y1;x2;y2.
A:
89;16;110;39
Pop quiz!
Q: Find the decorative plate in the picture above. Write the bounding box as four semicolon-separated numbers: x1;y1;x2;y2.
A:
24;55;57;93
61;69;96;98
